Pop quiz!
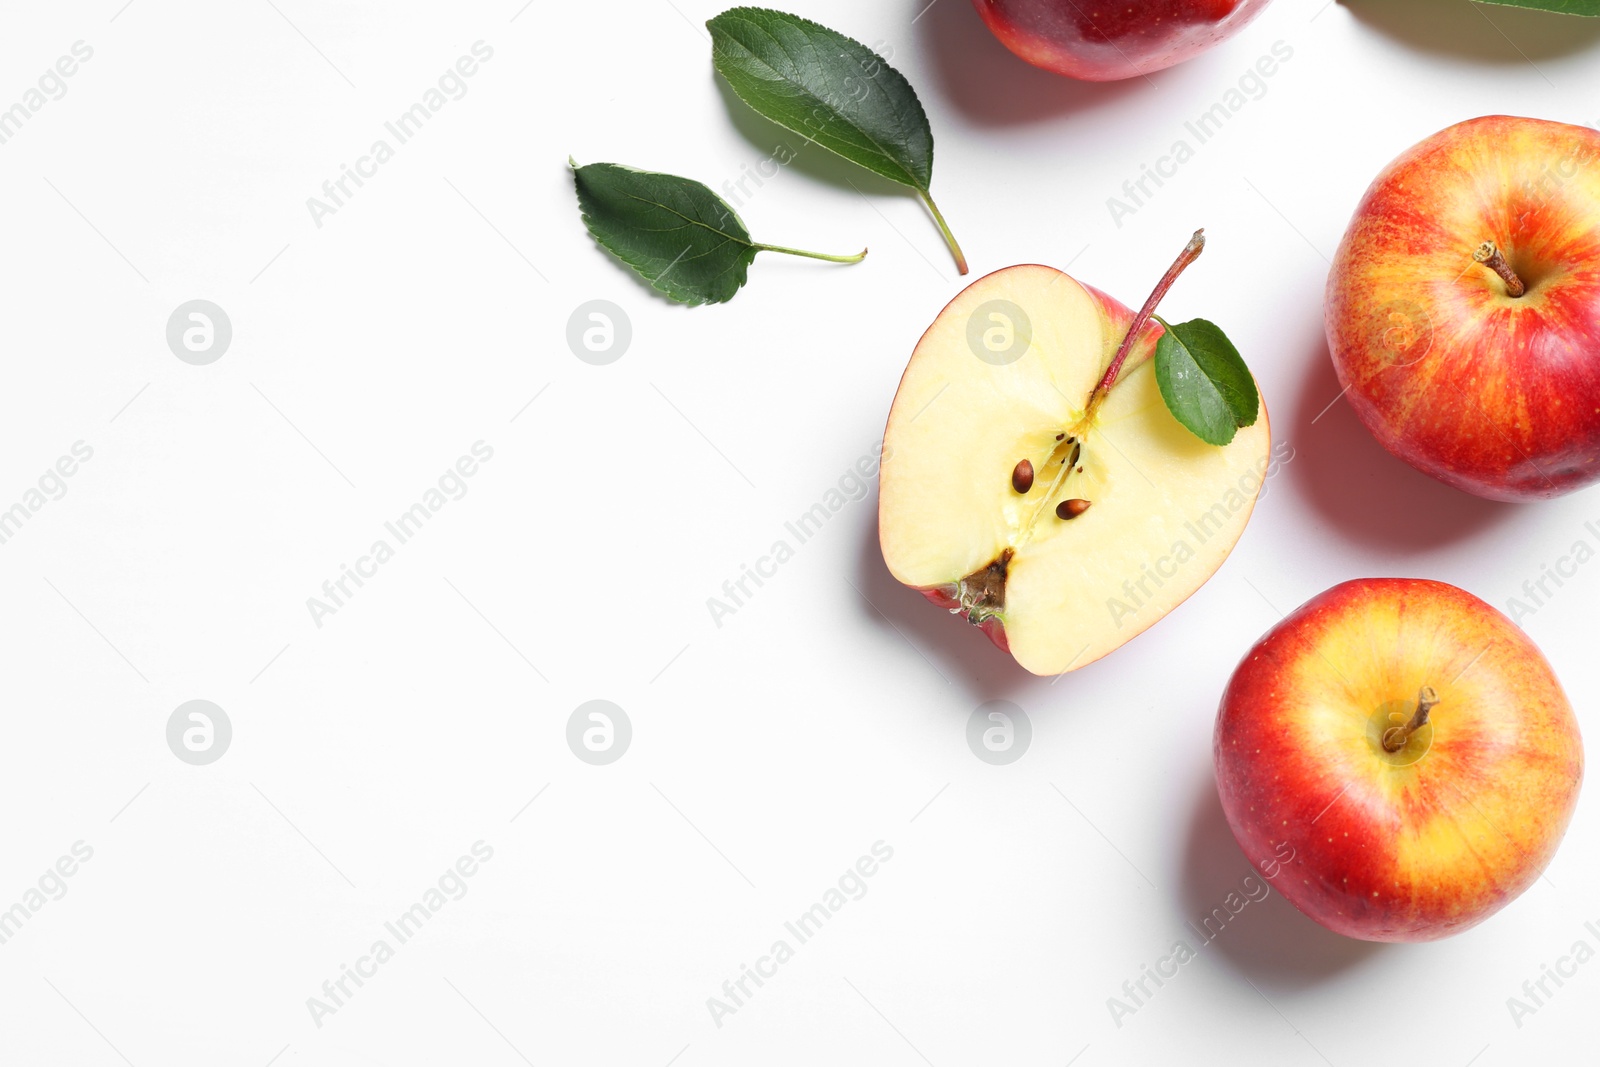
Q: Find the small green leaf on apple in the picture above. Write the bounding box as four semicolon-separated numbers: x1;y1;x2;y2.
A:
707;7;968;274
1478;0;1600;14
1153;318;1261;446
571;160;865;307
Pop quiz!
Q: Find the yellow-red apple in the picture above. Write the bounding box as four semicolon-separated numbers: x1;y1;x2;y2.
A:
1326;115;1600;501
1215;577;1583;942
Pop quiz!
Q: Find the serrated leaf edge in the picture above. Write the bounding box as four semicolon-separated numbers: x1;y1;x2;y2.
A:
707;6;934;192
572;161;755;307
1153;323;1241;447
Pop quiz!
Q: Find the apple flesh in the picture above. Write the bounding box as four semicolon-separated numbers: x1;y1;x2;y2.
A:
878;260;1271;676
1327;115;1600;501
971;0;1275;81
1215;578;1583;942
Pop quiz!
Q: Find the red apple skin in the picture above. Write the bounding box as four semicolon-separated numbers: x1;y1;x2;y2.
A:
1215;578;1582;942
1326;115;1600;501
971;0;1274;81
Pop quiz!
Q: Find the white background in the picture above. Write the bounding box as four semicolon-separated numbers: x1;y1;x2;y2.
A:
1;0;1598;1064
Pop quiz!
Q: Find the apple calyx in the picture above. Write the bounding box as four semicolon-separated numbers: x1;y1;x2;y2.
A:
1086;229;1207;422
1382;686;1440;753
950;547;1014;625
1473;241;1527;298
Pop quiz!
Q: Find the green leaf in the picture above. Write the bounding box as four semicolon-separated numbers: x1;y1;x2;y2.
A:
707;6;968;274
1153;318;1260;446
572;160;758;306
708;7;931;188
571;160;865;307
1478;0;1600;14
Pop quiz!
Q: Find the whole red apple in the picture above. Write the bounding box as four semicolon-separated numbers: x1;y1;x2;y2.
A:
1215;578;1582;942
971;0;1275;81
1326;115;1600;501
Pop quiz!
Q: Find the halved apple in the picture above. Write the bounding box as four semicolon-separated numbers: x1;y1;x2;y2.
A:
879;262;1272;675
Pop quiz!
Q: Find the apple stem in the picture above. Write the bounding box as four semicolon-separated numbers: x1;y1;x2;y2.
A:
1474;242;1526;298
1382;686;1440;753
918;191;969;276
1087;230;1207;416
755;243;868;264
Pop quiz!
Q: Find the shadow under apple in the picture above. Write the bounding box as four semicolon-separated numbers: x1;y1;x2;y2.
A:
1341;0;1600;63
1180;771;1384;989
1286;334;1512;550
913;0;1151;125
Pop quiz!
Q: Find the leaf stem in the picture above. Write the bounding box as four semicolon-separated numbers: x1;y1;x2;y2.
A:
1086;229;1206;419
919;191;969;276
754;243;868;264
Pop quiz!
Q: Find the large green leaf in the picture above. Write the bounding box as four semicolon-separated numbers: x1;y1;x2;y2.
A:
708;7;932;188
707;7;967;273
1152;318;1260;446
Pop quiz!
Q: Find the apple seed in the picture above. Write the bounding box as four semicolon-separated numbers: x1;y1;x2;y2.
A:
1012;459;1035;494
1057;499;1092;520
